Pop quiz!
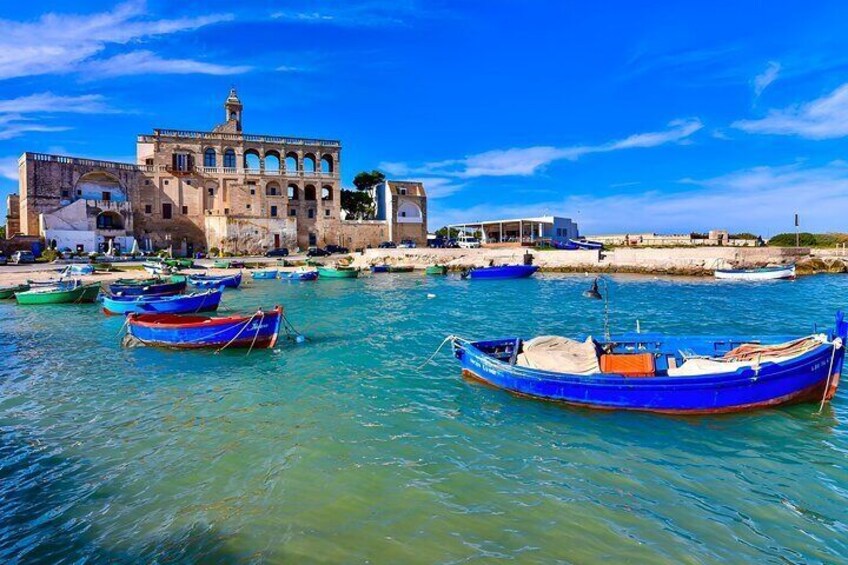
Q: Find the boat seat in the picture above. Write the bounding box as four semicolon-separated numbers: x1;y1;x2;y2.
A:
599;353;655;377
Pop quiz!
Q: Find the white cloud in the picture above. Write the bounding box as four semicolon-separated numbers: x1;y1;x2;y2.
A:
386;118;703;181
0;156;20;180
428;162;848;234
82;51;251;77
270;3;410;27
0;1;234;80
0;124;70;141
0;93;114;115
733;83;848;139
753;61;781;97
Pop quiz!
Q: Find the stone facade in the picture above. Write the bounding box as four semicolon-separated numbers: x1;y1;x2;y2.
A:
370;180;428;246
8;89;427;254
5;194;20;237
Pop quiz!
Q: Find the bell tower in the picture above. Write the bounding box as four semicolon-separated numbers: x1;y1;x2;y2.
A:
224;87;243;132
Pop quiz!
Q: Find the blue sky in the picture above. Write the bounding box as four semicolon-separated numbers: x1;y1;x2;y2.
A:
1;1;848;236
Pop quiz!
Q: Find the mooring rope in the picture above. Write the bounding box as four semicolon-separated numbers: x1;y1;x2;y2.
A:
818;337;842;413
416;335;468;370
244;311;266;356
215;311;261;354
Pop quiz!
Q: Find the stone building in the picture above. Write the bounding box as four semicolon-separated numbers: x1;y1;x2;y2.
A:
8;89;428;254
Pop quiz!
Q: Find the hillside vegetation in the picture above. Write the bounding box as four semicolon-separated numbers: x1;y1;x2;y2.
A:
768;232;848;247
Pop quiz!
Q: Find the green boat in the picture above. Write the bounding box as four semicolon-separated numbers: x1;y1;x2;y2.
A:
0;284;30;299
113;277;162;286
317;266;360;279
163;258;193;269
15;282;102;305
425;265;448;275
388;265;415;273
213;260;230;268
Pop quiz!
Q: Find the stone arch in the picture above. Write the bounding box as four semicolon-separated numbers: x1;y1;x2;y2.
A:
203;147;217;167
223;148;237;169
96;210;123;230
265;181;281;196
287;183;299;200
321;185;333;201
244;148;261;170
265;150;281;172
320;154;334;174
397;201;423;222
74;171;126;201
285;152;298;172
303;153;317;173
304;184;317;200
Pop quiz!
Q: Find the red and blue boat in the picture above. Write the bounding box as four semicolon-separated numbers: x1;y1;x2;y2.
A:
451;312;847;414
188;272;242;289
108;278;186;297
101;288;223;316
463;265;538;279
125;306;282;349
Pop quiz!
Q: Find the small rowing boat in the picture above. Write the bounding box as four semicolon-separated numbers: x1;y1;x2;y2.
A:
370;265;390;273
281;269;318;281
108;278;186;297
251;269;278;280
317;266;360;279
0;283;30;299
463;265;538;280
388;265;414;273
15;282;101;305
425;265;448;275
101;288;222;315
451;311;848;414
714;264;796;281
188;272;242;289
568;238;604;250
125;306;283;349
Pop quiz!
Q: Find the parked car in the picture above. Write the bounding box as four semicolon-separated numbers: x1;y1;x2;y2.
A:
378;241;397;249
445;238;460;248
325;244;349;254
457;236;481;249
265;247;290;257
0;252;7;266
398;239;417;248
428;237;447;248
306;246;330;257
10;250;35;264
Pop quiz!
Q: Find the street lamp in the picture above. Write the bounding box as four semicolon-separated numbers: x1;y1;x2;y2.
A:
583;276;610;339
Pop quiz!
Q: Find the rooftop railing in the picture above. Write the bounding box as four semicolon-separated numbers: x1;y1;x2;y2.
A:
24;152;140;171
139;129;341;147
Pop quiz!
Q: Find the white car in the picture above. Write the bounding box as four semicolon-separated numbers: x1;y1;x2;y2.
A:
457;236;481;248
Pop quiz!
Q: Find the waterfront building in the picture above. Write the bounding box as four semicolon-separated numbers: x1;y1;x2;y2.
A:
8;89;428;254
448;215;579;245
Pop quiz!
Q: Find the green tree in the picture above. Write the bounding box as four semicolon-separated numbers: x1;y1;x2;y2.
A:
435;226;460;238
341;170;385;219
0;224;5;240
768;232;818;247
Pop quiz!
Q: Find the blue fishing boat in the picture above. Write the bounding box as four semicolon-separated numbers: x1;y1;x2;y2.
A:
463;265;539;279
125;306;283;349
101;288;222;316
251;269;278;280
108;278;186;297
370;265;390;273
281;269;318;281
568;238;604;250
188;272;242;289
451;312;848;414
553;240;580;250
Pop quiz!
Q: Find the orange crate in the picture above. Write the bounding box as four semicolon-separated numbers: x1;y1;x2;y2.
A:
599;353;655;377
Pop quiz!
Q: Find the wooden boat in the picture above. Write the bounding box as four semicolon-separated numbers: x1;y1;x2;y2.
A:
317;266;360;279
463;265;538;279
108;278;186;297
101;288;222;316
213;259;230;268
126;306;283;349
425;265;448;275
388;265;414;273
452;311;848;414
0;284;30;299
251;269;278;280
15;282;101;305
714;264;796;281
163;258;194;269
142;262;177;275
553;240;581;250
370;265;390;273
281;269;318;281
188;272;242;289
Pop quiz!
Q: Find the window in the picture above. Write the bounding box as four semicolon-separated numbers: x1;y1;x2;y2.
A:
224;149;236;168
399;187;407;195
145;204;152;214
77;189;82;196
162;203;172;219
401;211;407;217
250;189;255;195
144;180;151;185
208;188;214;196
186;180;192;186
173;153;191;172
102;191;111;201
270;205;278;217
164;180;169;185
224;208;230;214
145;158;154;166
246;204;251;210
289;208;297;217
308;208;314;219
182;206;188;214
203;148;216;167
325;209;330;216
287;184;298;199
61;189;69;198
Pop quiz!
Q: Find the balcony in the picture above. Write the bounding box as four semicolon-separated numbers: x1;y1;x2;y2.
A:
138;129;341;147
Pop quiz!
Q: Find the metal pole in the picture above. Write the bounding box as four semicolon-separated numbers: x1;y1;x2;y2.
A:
795;213;799;247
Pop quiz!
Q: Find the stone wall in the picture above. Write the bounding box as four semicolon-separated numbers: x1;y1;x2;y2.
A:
339;220;389;250
5;194;20;237
204;215;297;254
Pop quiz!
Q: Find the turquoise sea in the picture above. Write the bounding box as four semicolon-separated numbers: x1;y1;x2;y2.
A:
1;273;847;563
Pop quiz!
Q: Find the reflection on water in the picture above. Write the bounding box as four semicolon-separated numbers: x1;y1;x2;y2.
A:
1;273;847;562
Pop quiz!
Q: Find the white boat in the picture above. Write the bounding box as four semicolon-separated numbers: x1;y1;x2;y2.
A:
714;264;796;281
143;262;171;275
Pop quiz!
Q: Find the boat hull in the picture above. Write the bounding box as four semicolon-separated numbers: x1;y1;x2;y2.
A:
0;284;30;299
126;307;282;349
453;316;847;414
108;279;186;297
16;283;101;305
250;270;278;280
188;273;242;288
370;265;390;273
282;271;318;281
425;265;448;275
467;265;538;279
102;289;222;315
317;267;359;279
714;265;796;281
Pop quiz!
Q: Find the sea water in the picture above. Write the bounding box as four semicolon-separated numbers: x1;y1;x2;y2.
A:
1;273;847;563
